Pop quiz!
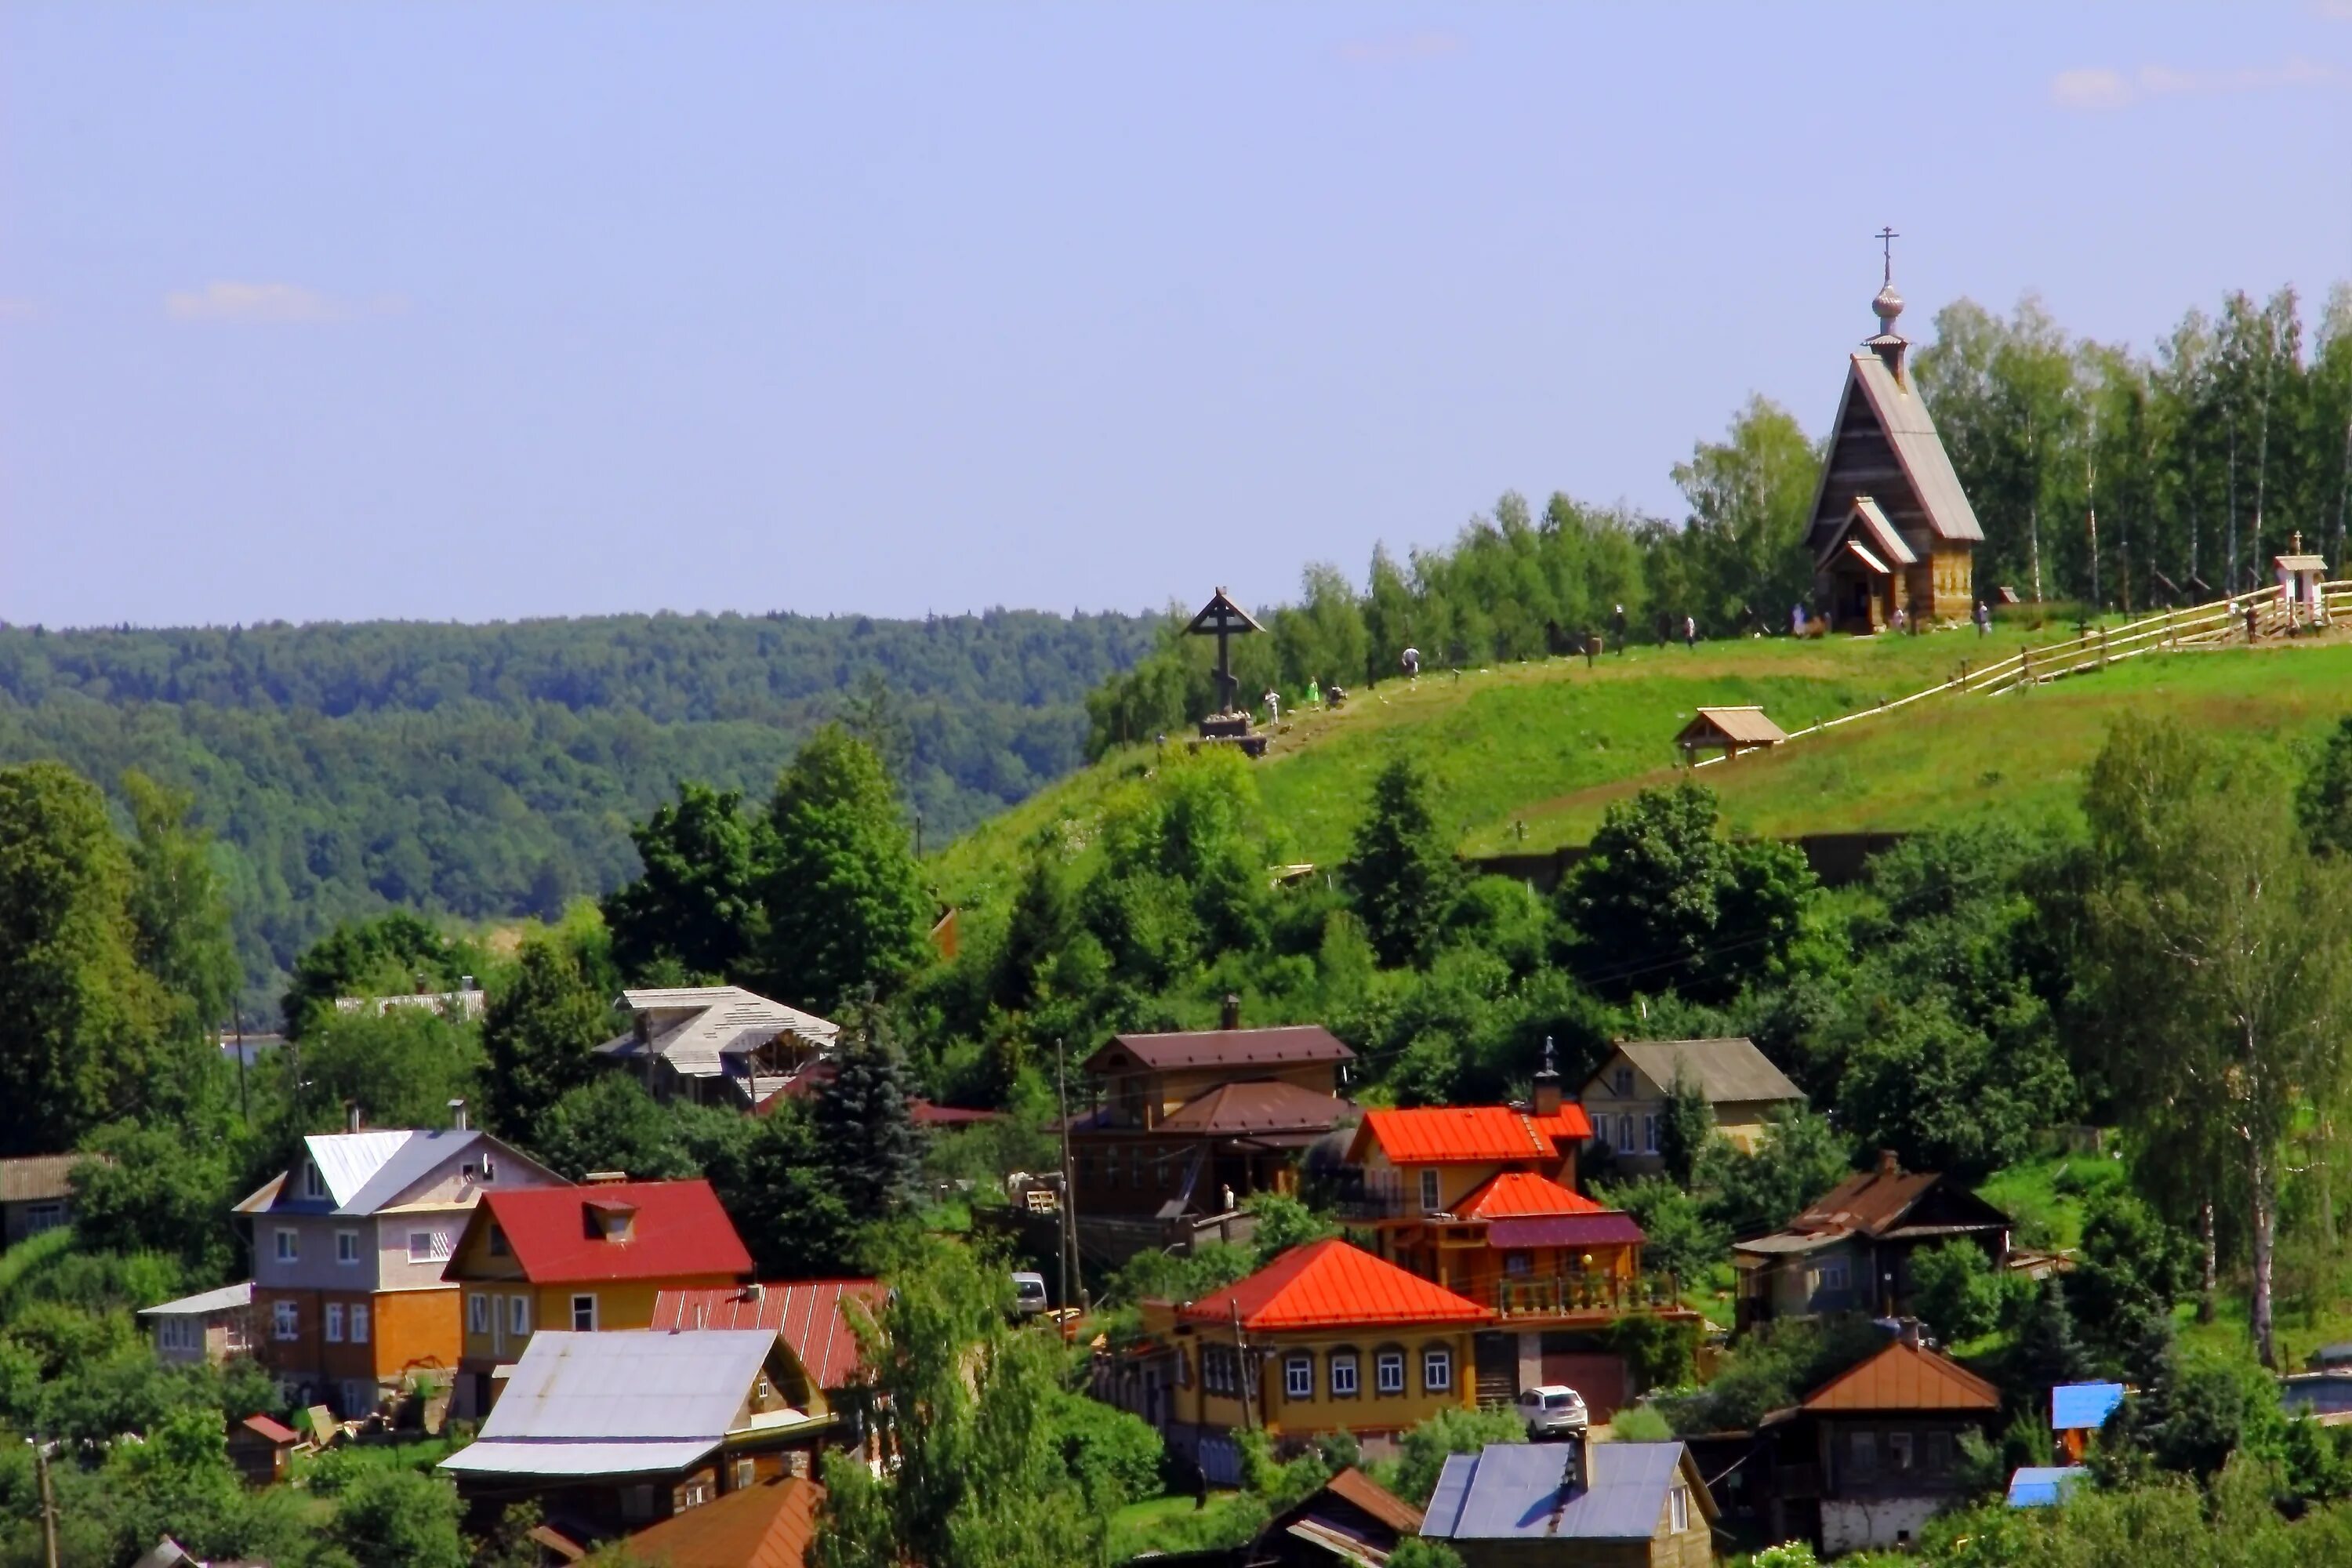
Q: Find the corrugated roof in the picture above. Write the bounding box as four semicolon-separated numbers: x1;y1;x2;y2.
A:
1527;1106;1594;1145
1319;1467;1424;1537
1157;1080;1351;1135
1353;1108;1558;1166
140;1280;255;1317
1802;1341;1999;1414
650;1280;884;1388
600;987;840;1080
2052;1382;2125;1431
468;1181;753;1284
1599;1039;1804;1108
1087;1025;1355;1073
443;1437;721;1477
1485;1213;1648;1250
619;1475;820;1568
305;1131;416;1207
239;1414;299;1445
1848;353;1984;543
1456;1174;1602;1220
1421;1442;1697;1542
1181;1239;1488;1332
235;1129;530;1218
0;1153;79;1203
1678;708;1789;748
445;1329;779;1466
2007;1465;2086;1508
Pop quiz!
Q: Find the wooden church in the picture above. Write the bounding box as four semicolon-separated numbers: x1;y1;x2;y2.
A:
1804;244;1983;631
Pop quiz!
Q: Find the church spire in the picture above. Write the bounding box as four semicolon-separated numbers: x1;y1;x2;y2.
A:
1867;225;1907;384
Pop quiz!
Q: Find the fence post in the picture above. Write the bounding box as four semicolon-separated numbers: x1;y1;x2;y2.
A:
2019;647;2030;688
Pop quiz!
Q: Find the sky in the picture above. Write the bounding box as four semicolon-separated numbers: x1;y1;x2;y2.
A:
4;4;2350;630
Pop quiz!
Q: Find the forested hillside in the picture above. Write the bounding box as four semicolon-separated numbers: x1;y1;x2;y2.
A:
0;610;1156;1009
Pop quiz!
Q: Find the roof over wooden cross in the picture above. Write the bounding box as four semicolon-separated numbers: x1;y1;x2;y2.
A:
1185;586;1263;715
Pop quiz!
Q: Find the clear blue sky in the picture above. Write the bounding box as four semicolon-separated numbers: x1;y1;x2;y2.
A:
4;4;2349;628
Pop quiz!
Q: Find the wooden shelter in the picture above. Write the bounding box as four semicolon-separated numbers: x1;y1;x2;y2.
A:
2276;533;2329;626
1805;238;1983;632
1676;706;1788;762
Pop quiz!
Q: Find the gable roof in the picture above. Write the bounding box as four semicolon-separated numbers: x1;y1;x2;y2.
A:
1455;1173;1602;1220
1181;1239;1488;1332
1351;1107;1560;1166
619;1475;820;1568
1781;1160;2009;1243
2052;1381;2125;1432
1844;352;1983;543
1801;1340;1999;1414
234;1130;556;1218
1593;1039;1805;1108
1676;707;1789;749
1422;1442;1708;1542
0;1153;80;1204
1486;1213;1648;1250
440;1329;797;1478
463;1181;753;1284
2008;1465;2089;1508
141;1281;255;1318
1263;1467;1424;1563
1527;1105;1595;1145
650;1279;884;1388
1316;1468;1424;1537
597;986;840;1083
1085;1025;1355;1075
238;1414;299;1446
1157;1080;1351;1136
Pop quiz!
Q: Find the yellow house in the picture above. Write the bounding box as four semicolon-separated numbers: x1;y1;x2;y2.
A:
1135;1238;1489;1484
1579;1038;1805;1174
441;1178;754;1417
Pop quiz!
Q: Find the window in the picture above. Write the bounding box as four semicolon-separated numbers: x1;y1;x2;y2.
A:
273;1301;299;1341
408;1229;450;1264
1203;1345;1242;1398
303;1162;326;1200
509;1295;531;1337
1889;1432;1915;1472
1613;1067;1633;1097
488;1225;510;1258
350;1305;370;1344
1813;1259;1849;1296
572;1294;597;1331
1376;1349;1406;1395
274;1229;299;1262
336;1229;361;1265
1504;1250;1532;1278
1419;1169;1441;1213
1283;1354;1313;1400
677;1476;712;1511
1329;1352;1359;1398
468;1293;491;1334
1926;1431;1954;1472
23;1201;64;1234
733;1457;756;1490
1613;1116;1634;1154
1846;1430;1878;1481
157;1317;192;1351
325;1303;345;1342
1642;1114;1659;1155
1421;1345;1452;1394
1670;1485;1690;1533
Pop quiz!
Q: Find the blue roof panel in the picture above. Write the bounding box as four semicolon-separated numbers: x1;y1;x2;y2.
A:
2051;1382;2125;1432
2007;1465;2086;1508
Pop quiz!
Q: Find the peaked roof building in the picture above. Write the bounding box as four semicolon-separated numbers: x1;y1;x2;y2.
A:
596;987;840;1111
1421;1439;1717;1557
1181;1239;1490;1332
453;1180;756;1285
650;1280;885;1391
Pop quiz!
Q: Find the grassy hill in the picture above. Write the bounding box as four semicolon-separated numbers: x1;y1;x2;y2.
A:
934;624;2352;908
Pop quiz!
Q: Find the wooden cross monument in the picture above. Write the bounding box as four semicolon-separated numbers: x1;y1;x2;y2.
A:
1185;586;1263;718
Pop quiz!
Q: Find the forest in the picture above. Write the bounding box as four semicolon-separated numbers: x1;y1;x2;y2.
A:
0;609;1157;1012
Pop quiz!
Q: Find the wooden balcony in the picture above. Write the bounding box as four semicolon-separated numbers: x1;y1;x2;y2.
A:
1478;1272;1687;1323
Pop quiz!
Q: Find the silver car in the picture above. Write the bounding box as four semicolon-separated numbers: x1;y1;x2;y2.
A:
1518;1384;1590;1439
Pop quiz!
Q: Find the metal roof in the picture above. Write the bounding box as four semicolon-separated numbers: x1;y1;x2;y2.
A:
1595;1039;1805;1108
443;1438;722;1477
463;1181;753;1283
1087;1025;1355;1074
1802;1341;1999;1413
2007;1465;2086;1508
1421;1442;1694;1542
615;1475;820;1568
1455;1173;1603;1220
1352;1107;1559;1166
1485;1213;1649;1250
650;1279;885;1388
140;1280;255;1317
1847;353;1984;543
1180;1239;1489;1332
2052;1382;2125;1431
1156;1080;1352;1136
304;1131;416;1207
600;987;840;1079
236;1129;550;1218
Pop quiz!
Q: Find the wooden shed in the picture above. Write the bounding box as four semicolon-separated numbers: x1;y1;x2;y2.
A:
227;1414;299;1485
2277;532;2329;626
1676;706;1788;762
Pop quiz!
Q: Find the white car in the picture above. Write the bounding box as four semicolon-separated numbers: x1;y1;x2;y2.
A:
1518;1385;1589;1439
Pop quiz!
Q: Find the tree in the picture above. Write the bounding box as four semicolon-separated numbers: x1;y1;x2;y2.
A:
280;911;466;1039
484;927;614;1137
1656;1068;1714;1186
1345;754;1462;967
1591;1175;1724;1290
1696;1106;1852;1234
1669;395;1821;630
1382;1406;1526;1508
814;1011;924;1223
602;781;768;984
815;1236;1105;1568
757;725;933;1016
528;1074;701;1182
2081;714;2352;1367
71;1121;238;1284
2297;714;2352;857
297;1007;485;1134
1242;1192;1336;1269
1908;1240;2002;1343
724;1099;869;1280
2067;1184;2197;1362
2008;1276;2096;1396
329;1468;470;1568
122;770;240;1036
0;760;173;1157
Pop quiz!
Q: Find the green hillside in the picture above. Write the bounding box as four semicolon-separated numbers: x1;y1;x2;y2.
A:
935;626;2352;907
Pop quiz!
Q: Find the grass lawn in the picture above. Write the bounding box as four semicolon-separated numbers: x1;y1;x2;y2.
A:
1108;1490;1250;1561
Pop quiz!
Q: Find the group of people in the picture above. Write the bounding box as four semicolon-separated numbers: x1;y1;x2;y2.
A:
1790;599;1998;636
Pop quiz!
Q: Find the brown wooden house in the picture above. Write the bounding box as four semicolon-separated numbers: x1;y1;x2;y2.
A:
1732;1152;2011;1329
227;1414;299;1486
1673;707;1788;764
1804;260;1983;632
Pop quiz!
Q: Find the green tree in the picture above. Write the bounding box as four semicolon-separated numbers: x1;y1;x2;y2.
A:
1669;395;1821;630
2007;1276;2096;1398
814;1011;925;1223
758;725;933;1015
1242;1192;1337;1269
297;1006;485;1134
328;1468;470;1568
1344;754;1462;967
1695;1106;1853;1235
122;770;241;1036
70;1120;238;1284
280;911;466;1039
2299;715;2352;858
1908;1240;2003;1343
0;760;172;1157
484;927;615;1137
602;781;769;984
1656;1068;1714;1186
528;1074;701;1182
1591;1175;1724;1290
1382;1406;1526;1508
713;1100;868;1281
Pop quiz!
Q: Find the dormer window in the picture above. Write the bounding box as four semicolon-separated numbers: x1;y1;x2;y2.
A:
303;1162;326;1200
488;1224;510;1258
586;1199;637;1241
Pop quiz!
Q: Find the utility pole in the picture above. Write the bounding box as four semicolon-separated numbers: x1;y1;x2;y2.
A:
30;1437;57;1568
2085;401;2101;612
1229;1299;1257;1433
1055;1038;1077;1317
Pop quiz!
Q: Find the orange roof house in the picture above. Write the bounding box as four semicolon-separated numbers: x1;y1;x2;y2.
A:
618;1475;820;1568
1182;1239;1493;1333
442;1179;756;1407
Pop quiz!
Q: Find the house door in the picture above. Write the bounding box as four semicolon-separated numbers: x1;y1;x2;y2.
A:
1473;1334;1518;1404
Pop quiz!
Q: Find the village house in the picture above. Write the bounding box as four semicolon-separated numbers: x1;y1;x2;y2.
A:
140;1280;258;1367
1067;1004;1356;1247
234;1121;567;1417
441;1176;756;1416
1188;1466;1426;1568
614;1474;822;1568
1419;1437;1718;1567
335;976;487;1022
650;1279;886;1460
593;985;840;1110
1751;1333;2001;1554
438;1328;833;1544
1114;1238;1488;1484
2052;1381;2125;1462
1804;249;1983;632
1;1153;82;1245
1578;1037;1806;1173
1732;1152;2011;1328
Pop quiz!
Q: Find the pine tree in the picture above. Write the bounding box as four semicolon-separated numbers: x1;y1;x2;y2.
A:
815;1007;925;1221
758;724;933;1015
484;931;613;1137
1344;754;1461;967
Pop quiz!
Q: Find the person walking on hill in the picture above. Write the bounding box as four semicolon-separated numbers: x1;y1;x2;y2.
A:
1682;614;1697;649
1306;677;1322;710
1975;601;1991;637
1610;604;1627;652
1792;602;1807;637
1400;646;1421;685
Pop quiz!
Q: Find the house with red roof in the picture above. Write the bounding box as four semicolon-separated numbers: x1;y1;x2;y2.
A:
1113;1238;1489;1483
441;1178;755;1416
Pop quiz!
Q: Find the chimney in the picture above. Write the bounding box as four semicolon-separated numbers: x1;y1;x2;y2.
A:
460;975;477;993
345;1102;363;1134
585;1170;630;1185
1899;1319;1923;1350
1556;1432;1591;1508
1532;1035;1563;1118
447;1097;469;1132
1220;993;1242;1032
1876;1149;1900;1179
746;1282;765;1302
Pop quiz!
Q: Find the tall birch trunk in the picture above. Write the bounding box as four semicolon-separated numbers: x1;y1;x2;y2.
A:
2250;1141;2278;1370
2198;1197;2218;1323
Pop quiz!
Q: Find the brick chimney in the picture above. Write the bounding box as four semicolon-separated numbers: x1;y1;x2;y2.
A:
1876;1149;1901;1179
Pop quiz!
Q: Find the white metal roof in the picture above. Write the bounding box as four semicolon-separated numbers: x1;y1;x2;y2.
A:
440;1438;720;1477
470;1329;779;1443
140;1280;255;1316
306;1131;417;1207
598;986;838;1079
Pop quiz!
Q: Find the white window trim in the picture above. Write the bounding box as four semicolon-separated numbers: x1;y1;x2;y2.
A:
336;1229;361;1265
1422;1346;1452;1394
274;1228;299;1262
1670;1485;1690;1533
1376;1351;1405;1395
468;1293;491;1334
1283;1354;1313;1400
1330;1353;1358;1398
325;1303;344;1343
350;1304;370;1345
408;1229;448;1264
1419;1169;1441;1214
273;1301;299;1341
509;1295;531;1337
1642;1114;1659;1155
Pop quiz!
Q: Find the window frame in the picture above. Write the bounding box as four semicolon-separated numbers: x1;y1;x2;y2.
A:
336;1229;361;1265
572;1293;597;1332
274;1228;299;1262
509;1294;531;1337
408;1229;447;1265
1670;1484;1690;1533
1889;1431;1915;1473
1421;1344;1452;1395
468;1293;491;1335
273;1300;299;1341
1329;1349;1359;1399
1642;1113;1660;1154
325;1302;345;1343
23;1201;64;1233
350;1303;370;1344
1283;1352;1314;1401
1375;1348;1406;1396
1419;1169;1441;1214
303;1162;327;1200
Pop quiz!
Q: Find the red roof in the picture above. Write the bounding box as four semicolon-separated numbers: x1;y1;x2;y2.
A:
469;1181;753;1284
649;1279;884;1388
1528;1105;1595;1144
1455;1172;1602;1219
1181;1239;1489;1332
1802;1341;2000;1414
239;1414;299;1445
1352;1107;1559;1165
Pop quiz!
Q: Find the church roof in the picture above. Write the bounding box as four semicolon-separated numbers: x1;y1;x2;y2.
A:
1842;350;1984;543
